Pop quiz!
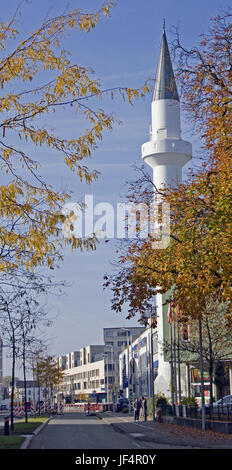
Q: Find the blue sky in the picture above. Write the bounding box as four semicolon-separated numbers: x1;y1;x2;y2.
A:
1;0;228;375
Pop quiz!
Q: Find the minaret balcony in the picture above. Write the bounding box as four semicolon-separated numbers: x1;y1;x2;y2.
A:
141;138;192;168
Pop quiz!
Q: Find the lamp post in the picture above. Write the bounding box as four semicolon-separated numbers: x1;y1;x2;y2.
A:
120;328;133;412
127;330;133;412
150;307;156;421
103;354;109;404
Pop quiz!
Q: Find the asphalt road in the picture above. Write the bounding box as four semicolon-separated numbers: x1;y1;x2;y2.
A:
28;412;153;450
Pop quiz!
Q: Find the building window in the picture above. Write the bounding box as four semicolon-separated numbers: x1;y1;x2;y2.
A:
131;331;137;336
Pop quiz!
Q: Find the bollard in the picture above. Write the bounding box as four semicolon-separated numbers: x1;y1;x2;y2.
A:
157;408;162;423
4;416;9;435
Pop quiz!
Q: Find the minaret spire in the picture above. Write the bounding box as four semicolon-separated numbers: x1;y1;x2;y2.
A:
153;27;179;102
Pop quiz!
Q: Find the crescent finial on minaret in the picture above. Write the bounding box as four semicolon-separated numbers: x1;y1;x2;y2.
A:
163;19;166;33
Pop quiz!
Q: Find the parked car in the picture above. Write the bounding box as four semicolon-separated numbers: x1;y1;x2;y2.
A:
0;404;8;411
198;395;232;414
212;395;232;409
116;398;129;412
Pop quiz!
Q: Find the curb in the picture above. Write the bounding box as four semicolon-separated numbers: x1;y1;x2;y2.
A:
20;416;52;449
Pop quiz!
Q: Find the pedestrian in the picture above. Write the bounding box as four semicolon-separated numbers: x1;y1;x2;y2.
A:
133;398;139;421
137;397;142;421
141;396;147;421
138;397;143;420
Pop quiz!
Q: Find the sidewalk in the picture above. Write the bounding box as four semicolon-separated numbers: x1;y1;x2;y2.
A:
96;412;232;449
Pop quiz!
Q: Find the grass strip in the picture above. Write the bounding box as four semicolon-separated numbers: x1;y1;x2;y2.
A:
0;435;24;449
0;415;49;448
12;416;48;434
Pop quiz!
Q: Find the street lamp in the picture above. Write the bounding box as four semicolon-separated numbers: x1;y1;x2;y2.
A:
150;308;156;421
144;306;157;421
103;353;109;404
120;328;133;412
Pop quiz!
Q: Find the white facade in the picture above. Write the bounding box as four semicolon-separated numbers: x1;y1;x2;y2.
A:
10;380;47;404
141;29;192;397
60;358;106;402
119;327;154;400
103;326;145;397
119;326;191;402
57;327;145;402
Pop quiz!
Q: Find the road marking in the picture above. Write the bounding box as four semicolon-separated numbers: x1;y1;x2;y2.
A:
134;442;143;448
118;417;131;422
129;433;144;437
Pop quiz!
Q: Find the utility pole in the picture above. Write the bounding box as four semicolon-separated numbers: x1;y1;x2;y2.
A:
173;323;178;406
121;328;132;411
106;355;109;404
198;317;206;430
170;323;175;415
177;326;182;415
126;331;132;411
150;307;156;421
103;354;109;404
105;345;114;409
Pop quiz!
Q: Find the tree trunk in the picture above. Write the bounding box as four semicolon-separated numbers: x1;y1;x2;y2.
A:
209;360;214;408
22;340;28;423
38;381;41;415
10;339;16;431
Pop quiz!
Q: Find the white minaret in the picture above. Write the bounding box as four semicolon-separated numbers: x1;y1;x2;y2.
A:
141;27;192;396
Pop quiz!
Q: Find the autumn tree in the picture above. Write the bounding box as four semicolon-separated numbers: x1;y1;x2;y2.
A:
104;9;232;324
0;1;151;273
35;354;64;411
